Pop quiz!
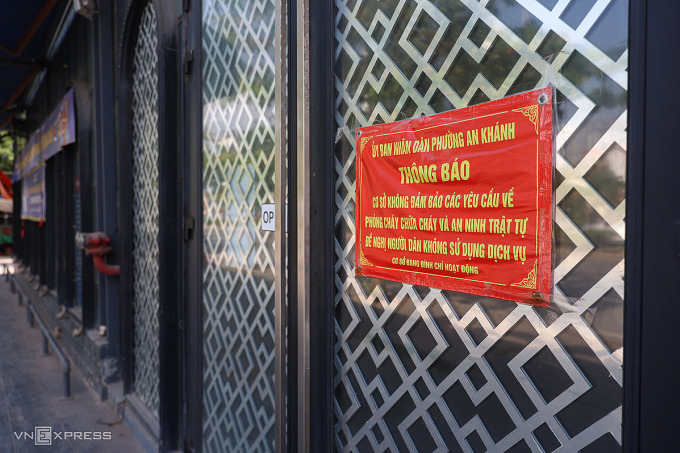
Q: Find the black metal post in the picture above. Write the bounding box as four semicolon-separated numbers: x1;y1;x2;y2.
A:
26;303;71;399
42;332;49;355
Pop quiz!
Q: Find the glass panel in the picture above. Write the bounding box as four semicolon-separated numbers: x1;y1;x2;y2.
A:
334;0;626;451
201;0;277;451
131;1;160;417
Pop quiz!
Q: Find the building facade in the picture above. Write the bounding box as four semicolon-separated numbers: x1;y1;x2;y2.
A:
8;0;680;452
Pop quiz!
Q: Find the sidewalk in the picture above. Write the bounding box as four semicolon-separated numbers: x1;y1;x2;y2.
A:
0;273;145;452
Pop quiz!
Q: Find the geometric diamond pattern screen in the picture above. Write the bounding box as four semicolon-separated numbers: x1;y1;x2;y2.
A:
131;0;160;418
334;0;626;451
202;0;277;451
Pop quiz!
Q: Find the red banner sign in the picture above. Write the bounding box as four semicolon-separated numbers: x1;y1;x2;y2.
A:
355;88;553;305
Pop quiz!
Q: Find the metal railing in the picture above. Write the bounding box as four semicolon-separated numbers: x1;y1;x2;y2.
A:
15;278;71;398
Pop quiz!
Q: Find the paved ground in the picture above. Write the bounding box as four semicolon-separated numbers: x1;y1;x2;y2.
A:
0;272;145;452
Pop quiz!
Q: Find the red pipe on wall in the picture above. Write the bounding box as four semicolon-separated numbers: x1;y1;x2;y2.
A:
80;232;120;276
90;253;120;276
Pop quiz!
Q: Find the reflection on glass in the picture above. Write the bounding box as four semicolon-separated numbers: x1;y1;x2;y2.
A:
334;0;626;451
202;0;277;451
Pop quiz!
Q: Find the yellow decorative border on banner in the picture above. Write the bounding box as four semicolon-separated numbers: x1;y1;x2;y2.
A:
514;105;539;134
511;260;538;289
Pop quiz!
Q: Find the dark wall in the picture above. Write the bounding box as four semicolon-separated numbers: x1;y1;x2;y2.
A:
33;15;94;119
20;13;96;309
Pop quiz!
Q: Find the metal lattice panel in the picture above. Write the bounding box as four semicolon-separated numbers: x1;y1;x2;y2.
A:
202;0;277;451
334;0;626;451
131;1;160;417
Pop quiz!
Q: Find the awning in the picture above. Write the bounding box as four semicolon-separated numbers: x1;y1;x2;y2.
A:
0;171;12;199
0;170;12;213
0;1;69;130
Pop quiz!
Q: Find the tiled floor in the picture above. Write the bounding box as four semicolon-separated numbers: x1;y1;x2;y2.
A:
0;274;145;452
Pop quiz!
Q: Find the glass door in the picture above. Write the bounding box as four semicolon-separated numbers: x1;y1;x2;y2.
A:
333;0;627;451
200;0;285;451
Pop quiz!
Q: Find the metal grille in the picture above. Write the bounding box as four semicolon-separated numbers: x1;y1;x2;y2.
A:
131;1;160;417
334;0;626;451
201;0;277;451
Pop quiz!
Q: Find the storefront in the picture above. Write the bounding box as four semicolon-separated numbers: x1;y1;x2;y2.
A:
9;0;680;451
181;0;638;451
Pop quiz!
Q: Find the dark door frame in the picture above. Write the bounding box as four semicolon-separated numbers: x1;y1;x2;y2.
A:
72;80;97;327
295;0;335;451
116;0;183;451
182;0;204;450
183;0;297;451
624;0;680;451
